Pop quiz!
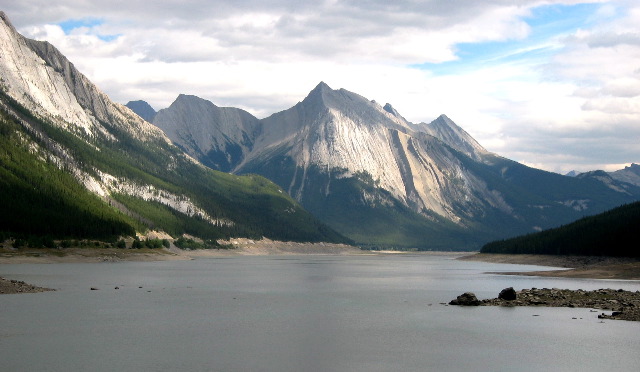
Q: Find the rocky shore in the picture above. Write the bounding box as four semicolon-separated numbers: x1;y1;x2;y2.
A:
0;276;55;294
449;287;640;321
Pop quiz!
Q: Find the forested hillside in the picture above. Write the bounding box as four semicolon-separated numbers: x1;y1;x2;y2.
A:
0;102;136;241
480;201;640;257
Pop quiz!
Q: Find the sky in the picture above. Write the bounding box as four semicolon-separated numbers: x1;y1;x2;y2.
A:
2;0;639;174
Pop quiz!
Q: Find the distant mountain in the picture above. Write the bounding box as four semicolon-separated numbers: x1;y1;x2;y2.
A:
610;163;640;187
153;95;260;172
564;164;640;187
126;100;156;122
480;201;640;257
148;81;640;249
0;12;347;244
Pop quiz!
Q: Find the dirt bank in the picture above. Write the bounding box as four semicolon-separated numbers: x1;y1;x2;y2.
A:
459;253;640;280
0;246;188;264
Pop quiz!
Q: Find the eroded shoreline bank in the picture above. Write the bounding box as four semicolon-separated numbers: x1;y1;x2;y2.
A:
459;253;640;280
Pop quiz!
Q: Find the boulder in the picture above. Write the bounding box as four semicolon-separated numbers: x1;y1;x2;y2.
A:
498;287;517;301
449;292;481;306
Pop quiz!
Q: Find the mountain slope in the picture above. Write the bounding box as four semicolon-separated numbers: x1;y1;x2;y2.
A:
0;12;347;244
480;201;640;257
0;104;136;240
148;81;640;249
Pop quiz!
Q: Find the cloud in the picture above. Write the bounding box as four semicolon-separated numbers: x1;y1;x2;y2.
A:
3;0;639;174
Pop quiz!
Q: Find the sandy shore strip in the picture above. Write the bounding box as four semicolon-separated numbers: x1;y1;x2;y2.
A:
0;246;189;264
0;238;367;265
187;238;365;256
459;253;640;280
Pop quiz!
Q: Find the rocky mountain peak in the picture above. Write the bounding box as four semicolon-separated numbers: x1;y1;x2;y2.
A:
413;114;488;161
383;103;400;117
0;11;16;32
610;163;640;187
125;100;156;122
152;94;260;172
174;93;213;106
312;81;332;93
301;81;341;109
0;15;165;142
624;163;640;175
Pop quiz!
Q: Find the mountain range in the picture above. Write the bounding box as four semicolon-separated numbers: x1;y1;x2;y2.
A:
1;10;637;251
566;164;640;188
128;83;640;249
0;11;346;245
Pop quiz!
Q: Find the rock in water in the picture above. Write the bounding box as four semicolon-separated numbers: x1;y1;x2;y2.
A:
498;287;517;301
449;292;481;306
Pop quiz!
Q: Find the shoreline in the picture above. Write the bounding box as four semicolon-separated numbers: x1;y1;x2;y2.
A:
449;287;640;321
0;276;55;294
459;253;640;280
5;245;639;295
0;247;189;264
0;238;367;265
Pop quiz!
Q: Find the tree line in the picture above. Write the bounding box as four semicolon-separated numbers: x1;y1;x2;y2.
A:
481;201;640;257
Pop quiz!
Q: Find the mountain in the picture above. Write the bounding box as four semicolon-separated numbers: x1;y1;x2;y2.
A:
152;95;260;172
0;12;348;244
125;100;156;122
563;164;640;187
610;163;640;187
148;81;640;249
480;201;640;257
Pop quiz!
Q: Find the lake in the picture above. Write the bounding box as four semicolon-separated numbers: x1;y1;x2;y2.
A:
1;254;639;371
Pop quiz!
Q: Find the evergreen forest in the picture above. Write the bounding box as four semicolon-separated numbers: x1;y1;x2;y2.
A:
480;201;640;257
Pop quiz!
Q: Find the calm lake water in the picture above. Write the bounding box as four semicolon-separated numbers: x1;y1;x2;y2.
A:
1;254;639;371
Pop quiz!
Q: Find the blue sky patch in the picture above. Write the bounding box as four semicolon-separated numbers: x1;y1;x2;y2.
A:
57;18;120;42
414;2;606;75
58;18;104;33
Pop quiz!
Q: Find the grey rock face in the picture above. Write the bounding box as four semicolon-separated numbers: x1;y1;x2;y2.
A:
610;163;640;187
0;12;166;142
153;94;260;172
236;82;505;224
